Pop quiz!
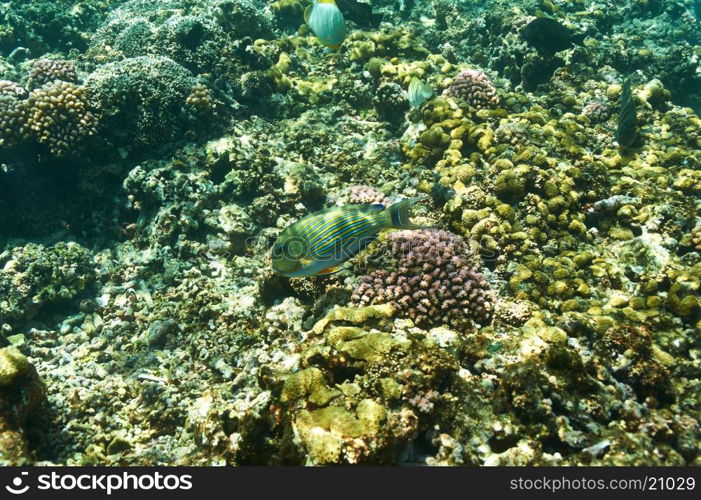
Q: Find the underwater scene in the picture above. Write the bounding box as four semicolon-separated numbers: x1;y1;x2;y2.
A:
0;0;699;466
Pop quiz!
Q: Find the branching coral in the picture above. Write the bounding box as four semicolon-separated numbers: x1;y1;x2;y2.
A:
0;87;29;149
347;185;391;206
352;229;493;329
26;81;97;157
443;69;499;110
27;58;77;89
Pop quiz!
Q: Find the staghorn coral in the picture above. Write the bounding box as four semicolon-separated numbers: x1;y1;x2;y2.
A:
26;81;97;157
443;69;499;111
352;229;493;329
27;58;77;89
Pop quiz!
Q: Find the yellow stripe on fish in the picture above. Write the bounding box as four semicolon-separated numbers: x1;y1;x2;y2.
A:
305;0;348;50
271;197;424;277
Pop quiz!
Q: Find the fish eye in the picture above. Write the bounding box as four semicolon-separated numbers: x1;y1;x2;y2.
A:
287;240;304;258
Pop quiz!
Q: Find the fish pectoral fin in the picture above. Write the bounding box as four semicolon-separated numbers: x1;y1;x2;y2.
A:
317;265;343;276
304;4;312;23
299;257;314;268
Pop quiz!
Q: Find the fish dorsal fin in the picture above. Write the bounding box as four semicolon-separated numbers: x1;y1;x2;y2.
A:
304;4;313;24
324;203;385;213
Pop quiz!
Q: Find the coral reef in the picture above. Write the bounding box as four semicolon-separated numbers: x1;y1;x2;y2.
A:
352;229;493;329
443;69;499;110
26;81;97;157
85;56;199;150
0;0;698;468
0;346;45;465
27;58;77;89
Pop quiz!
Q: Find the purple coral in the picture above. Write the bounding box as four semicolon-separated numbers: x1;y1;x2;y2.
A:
347;185;391;206
581;99;611;123
443;69;499;110
351;229;493;329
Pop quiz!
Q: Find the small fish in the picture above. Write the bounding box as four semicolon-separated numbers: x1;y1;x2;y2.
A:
305;0;348;50
520;17;575;54
408;77;433;108
335;0;382;28
272;198;424;277
616;79;637;150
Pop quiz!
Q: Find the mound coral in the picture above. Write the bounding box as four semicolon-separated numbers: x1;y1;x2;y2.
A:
85;56;198;149
0;85;29;149
26;81;97;157
27;58;77;89
442;69;499;110
351;229;493;329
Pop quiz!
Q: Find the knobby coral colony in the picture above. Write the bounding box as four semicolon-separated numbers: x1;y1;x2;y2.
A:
0;0;699;467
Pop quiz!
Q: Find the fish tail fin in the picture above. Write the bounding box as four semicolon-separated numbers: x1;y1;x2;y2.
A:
385;196;427;229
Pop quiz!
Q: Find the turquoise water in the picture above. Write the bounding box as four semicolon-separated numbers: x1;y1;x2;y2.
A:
0;0;699;466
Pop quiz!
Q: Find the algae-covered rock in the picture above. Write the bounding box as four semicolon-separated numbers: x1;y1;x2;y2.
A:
0;347;29;387
312;304;395;334
0;346;45;465
0;242;95;328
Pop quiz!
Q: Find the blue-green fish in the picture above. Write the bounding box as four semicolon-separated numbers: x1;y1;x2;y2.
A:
272;198;423;277
305;0;348;50
408;77;433;108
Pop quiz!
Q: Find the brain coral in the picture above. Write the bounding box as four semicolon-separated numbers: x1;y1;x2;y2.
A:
352;229;493;330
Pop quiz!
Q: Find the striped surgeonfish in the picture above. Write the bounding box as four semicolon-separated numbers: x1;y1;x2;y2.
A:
616;79;637;150
272;197;424;277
